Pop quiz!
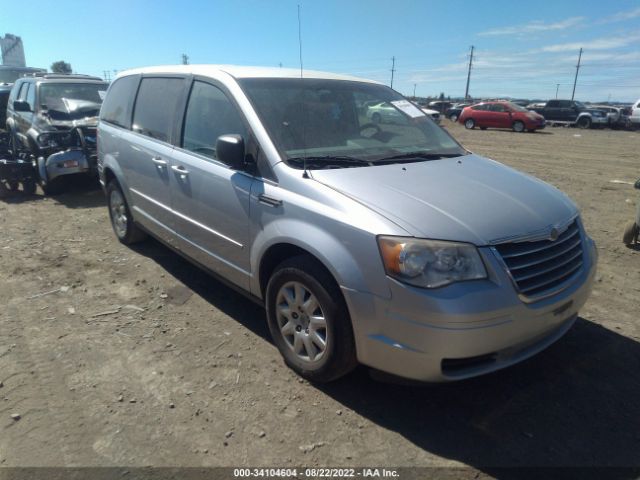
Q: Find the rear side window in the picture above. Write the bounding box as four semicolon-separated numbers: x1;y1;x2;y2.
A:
182;81;247;161
546;100;559;108
132;77;184;142
100;75;139;128
472;104;488;111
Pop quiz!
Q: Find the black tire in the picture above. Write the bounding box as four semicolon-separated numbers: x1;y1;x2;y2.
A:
8;129;19;159
40;178;66;195
0;181;8;199
577;116;592;129
623;221;639;246
372;112;382;124
512;121;525;133
464;118;475;129
22;179;37;195
449;114;458;123
480;126;487;130
106;180;147;244
265;255;357;383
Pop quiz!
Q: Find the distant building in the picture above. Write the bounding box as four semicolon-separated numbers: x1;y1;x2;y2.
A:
1;34;26;67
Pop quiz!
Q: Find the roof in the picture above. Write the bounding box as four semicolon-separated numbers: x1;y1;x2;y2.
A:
116;64;381;84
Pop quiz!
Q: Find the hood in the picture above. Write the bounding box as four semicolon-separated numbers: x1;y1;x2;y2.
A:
310;154;577;245
39;97;100;128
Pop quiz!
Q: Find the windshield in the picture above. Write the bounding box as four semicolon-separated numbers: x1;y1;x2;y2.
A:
507;102;529;112
239;78;466;165
39;83;107;112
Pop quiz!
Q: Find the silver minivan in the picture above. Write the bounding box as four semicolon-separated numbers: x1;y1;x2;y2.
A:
98;65;597;382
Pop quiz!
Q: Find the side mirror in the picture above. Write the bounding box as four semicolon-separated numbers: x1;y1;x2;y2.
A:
13;100;31;112
216;134;245;169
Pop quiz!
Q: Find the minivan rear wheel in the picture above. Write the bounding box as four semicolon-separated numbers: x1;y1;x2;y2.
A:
265;255;357;383
107;180;147;244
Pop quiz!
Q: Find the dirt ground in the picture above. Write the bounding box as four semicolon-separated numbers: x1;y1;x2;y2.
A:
0;123;639;476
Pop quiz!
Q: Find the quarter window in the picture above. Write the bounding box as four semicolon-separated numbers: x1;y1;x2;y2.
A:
100;75;139;129
182;81;247;161
132;77;184;142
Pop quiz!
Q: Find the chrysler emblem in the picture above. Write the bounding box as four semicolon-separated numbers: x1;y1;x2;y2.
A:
549;227;559;241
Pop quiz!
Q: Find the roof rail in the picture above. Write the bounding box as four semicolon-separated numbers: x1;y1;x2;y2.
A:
25;73;104;81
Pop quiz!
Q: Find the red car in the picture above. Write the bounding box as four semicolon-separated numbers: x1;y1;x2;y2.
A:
458;101;546;132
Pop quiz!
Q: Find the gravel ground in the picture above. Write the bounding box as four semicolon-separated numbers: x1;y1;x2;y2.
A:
0;123;639;476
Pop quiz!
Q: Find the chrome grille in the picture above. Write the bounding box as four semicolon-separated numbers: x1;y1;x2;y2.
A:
494;220;584;299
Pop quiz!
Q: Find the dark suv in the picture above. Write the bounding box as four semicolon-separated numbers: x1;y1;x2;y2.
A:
5;74;108;193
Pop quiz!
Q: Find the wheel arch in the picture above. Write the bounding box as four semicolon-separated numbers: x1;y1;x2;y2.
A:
251;220;390;301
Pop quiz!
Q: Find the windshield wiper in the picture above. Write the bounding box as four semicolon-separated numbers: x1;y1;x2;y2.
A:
286;155;373;169
373;151;468;163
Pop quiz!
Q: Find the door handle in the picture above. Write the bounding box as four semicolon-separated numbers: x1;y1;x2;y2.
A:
171;165;189;177
152;157;167;167
258;194;282;207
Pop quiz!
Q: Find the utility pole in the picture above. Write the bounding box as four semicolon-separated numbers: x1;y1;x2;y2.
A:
181;53;189;65
390;56;396;89
556;83;560;99
571;48;582;101
464;45;474;100
103;70;111;82
413;83;416;98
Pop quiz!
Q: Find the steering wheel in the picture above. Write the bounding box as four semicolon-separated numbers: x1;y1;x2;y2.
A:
359;122;382;139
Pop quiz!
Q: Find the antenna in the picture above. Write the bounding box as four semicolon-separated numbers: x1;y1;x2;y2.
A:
297;4;303;79
297;4;309;178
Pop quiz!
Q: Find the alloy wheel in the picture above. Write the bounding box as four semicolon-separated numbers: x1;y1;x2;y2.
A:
109;189;128;239
275;281;328;364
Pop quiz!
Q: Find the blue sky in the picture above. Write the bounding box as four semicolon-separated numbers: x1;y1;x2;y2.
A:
4;0;640;101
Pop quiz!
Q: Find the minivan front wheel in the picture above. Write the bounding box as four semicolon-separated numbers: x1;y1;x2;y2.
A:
464;118;475;129
107;181;147;244
265;256;357;382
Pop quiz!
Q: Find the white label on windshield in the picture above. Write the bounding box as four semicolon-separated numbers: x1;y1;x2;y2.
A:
391;100;426;118
98;90;106;100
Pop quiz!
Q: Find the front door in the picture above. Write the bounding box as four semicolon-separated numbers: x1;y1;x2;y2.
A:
169;80;254;290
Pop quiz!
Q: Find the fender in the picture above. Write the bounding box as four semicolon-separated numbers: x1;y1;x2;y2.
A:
100;153;135;207
250;217;392;300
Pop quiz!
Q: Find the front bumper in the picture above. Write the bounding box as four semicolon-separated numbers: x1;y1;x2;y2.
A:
41;148;97;182
342;235;597;382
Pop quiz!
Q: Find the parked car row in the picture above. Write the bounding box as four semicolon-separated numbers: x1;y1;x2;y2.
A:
440;98;640;132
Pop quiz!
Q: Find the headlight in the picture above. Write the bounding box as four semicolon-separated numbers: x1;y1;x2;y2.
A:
378;236;487;288
38;132;58;148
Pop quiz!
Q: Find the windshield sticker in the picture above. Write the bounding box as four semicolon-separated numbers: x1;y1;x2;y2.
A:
98;90;106;100
391;100;426;118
